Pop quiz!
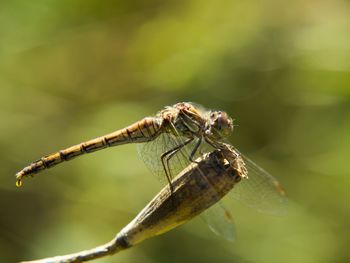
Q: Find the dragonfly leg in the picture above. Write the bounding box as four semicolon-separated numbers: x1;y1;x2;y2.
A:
205;137;225;151
165;137;195;176
189;136;202;163
160;137;194;193
178;113;206;160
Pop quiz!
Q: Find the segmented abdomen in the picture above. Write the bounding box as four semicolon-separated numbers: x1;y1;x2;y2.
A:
16;117;161;181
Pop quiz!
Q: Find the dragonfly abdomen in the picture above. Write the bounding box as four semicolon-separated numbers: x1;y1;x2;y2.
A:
16;117;161;185
105;117;161;146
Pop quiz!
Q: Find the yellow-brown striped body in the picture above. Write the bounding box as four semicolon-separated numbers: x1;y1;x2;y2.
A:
16;117;162;183
15;102;234;186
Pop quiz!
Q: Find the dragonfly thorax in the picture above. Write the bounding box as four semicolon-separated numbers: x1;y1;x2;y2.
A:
159;102;205;137
172;114;201;137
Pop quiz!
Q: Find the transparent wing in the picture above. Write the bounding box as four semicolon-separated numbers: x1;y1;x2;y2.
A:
201;201;236;241
228;149;287;215
137;132;208;185
137;132;177;184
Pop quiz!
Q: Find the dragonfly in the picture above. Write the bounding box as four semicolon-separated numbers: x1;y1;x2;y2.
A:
15;102;286;239
16;102;232;187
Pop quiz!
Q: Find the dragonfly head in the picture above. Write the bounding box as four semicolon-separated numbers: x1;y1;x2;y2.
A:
208;111;233;139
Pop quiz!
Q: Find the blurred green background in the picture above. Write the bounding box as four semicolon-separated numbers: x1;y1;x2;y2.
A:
1;0;349;262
